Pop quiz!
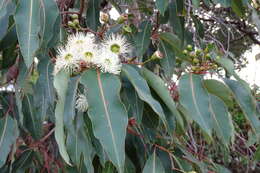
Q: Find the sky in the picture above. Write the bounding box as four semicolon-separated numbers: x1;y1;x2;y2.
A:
238;45;260;86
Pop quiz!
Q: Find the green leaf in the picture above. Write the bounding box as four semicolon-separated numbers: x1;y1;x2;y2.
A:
53;71;71;165
14;0;41;68
141;68;184;128
121;65;167;126
215;57;235;76
231;0;245;17
168;1;184;42
121;80;144;124
86;0;101;31
155;0;169;15
159;32;182;57
34;58;55;122
39;0;60;50
80;70;128;173
192;0;200;8
67;114;95;172
179;74;213;136
0;0;15;40
203;79;233;107
142;151;165;173
224;79;260;133
64;76;79;130
0;116;18;167
158;39;175;79
209;95;234;146
134;21;152;58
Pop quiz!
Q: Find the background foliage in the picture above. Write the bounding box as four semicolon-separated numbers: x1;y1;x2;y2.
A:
0;0;260;172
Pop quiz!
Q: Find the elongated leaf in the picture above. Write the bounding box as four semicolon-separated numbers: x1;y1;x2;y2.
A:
80;70;128;173
179;74;213;136
231;0;245;17
224;79;260;133
64;76;79;130
159;32;182;57
209;95;234;146
121;80;144;124
53;71;71;165
121;65;167;126
0;0;15;40
86;0;101;31
14;0;41;68
39;0;60;50
141;68;183;128
142;151;165;173
67;114;95;172
34;57;55;122
158;39;175;79
0;116;18;167
134;21;152;58
155;0;169;15
203;79;233;107
168;1;184;41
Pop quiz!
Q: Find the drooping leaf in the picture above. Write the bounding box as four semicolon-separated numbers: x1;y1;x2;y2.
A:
34;57;55;122
67;114;95;172
141;68;184;129
159;32;182;57
80;69;128;173
53;71;71;165
155;0;169;15
86;0;101;31
168;1;184;42
0;0;15;40
179;74;213;136
158;39;176;79
121;65;167;126
39;0;60;50
231;0;245;17
121;79;144;124
0;116;18;167
208;94;234;146
14;0;41;68
134;20;152;58
203;79;233;107
142;151;165;173
224;79;260;133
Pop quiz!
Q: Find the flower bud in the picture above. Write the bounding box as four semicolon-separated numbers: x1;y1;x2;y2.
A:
73;19;80;26
100;12;110;23
117;14;128;24
186;44;193;51
123;25;132;33
192;58;200;64
71;14;78;20
182;49;188;55
152;50;164;59
68;21;76;28
205;53;211;59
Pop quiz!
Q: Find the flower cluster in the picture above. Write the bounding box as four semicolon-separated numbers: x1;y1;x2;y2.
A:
54;32;132;75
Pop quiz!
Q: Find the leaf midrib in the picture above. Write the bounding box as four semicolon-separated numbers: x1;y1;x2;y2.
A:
0;117;8;152
96;70;120;169
189;74;209;131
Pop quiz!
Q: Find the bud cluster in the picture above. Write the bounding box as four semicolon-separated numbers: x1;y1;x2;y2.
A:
182;45;220;74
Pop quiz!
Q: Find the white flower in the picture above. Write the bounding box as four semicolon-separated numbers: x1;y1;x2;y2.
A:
54;46;80;75
75;94;89;112
67;32;95;48
102;34;131;55
97;50;122;75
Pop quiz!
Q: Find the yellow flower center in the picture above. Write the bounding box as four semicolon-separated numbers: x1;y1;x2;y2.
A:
64;53;73;60
105;58;111;64
76;40;84;44
110;44;120;54
84;52;93;60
